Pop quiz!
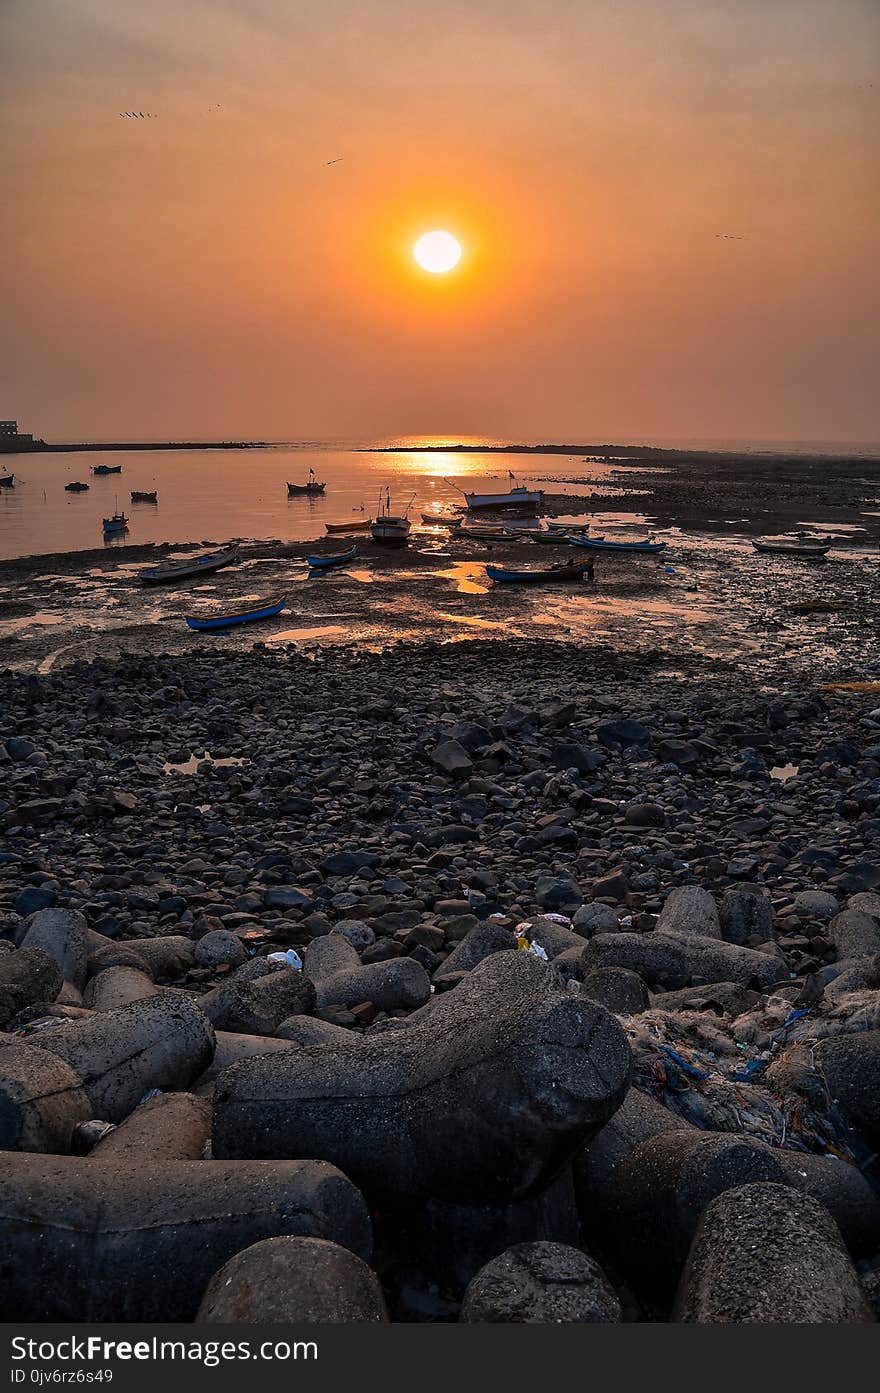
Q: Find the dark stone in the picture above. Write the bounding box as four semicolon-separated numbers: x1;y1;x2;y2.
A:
460;1241;620;1323
196;1236;387;1323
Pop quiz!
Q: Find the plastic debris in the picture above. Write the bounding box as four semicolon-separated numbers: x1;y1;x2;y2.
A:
528;942;549;962
267;948;303;971
542;913;573;927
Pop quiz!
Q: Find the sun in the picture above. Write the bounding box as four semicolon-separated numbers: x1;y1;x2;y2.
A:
413;230;462;274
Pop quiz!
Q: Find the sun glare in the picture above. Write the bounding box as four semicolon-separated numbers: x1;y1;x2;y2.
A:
413;230;462;274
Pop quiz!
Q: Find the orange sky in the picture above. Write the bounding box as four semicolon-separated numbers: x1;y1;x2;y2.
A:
1;0;878;443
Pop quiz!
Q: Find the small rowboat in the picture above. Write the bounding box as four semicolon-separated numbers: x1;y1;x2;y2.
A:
326;519;372;534
307;543;357;570
65;481;89;492
546;520;590;533
569;535;667;554
421;512;461;525
138;544;240;584
452;524;510;541
486;558;594;584
752;537;832;557
0;473;14;488
131;490;158;503
185;594;287;631
92;464;122;475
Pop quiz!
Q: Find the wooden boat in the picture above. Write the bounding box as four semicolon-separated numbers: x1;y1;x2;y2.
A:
752;536;832;557
102;511;128;534
463;484;544;511
546;520;590;533
65;481;89;492
452;524;510;541
0;473;14;488
307;543;357;570
131;490;158;503
421;512;461;525
371;488;414;544
569;535;667;554
326;518;372;534
138;544;240;584
485;558;594;584
287;469;326;496
185;594;287;631
92;464;122;475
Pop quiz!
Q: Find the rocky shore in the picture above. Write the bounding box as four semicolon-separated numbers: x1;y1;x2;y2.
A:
2;636;880;1322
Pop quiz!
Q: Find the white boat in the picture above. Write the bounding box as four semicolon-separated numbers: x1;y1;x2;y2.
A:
371;488;414;545
464;485;544;511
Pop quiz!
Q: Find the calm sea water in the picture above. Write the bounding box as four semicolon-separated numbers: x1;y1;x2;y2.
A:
1;437;879;561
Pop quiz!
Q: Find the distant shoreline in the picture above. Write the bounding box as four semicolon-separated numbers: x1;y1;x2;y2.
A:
371;443;872;466
0;440;268;455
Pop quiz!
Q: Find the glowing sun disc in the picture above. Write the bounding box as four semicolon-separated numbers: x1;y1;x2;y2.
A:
413;230;461;273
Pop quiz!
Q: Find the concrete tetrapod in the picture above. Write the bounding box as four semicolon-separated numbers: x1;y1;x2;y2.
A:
0;1154;373;1321
0;1039;91;1152
213;953;632;1207
196;1236;388;1323
30;994;215;1121
673;1182;875;1323
0;944;62;1027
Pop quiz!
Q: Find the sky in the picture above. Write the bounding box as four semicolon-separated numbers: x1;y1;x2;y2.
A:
1;0;878;443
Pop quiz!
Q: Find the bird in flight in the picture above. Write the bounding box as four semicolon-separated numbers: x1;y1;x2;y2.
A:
119;111;157;118
324;157;344;166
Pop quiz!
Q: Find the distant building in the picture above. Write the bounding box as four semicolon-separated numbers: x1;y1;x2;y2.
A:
0;420;36;451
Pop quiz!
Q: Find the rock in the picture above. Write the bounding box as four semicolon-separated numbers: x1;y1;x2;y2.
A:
320;851;378;876
775;1150;880;1257
534;875;582;911
656;738;700;768
460;1242;620;1323
331;920;376;953
549;742;604;775
582;932;786;991
429;740;474;777
14;886;56;917
811;1031;880;1147
673;1182;874;1323
0;943;63;1027
580;967;650;1015
200;967;316;1035
0;1038;91;1152
523;916;585;961
21;908;90;991
792;890;841;921
719;888;775;946
437;923;514;977
624;801;666;828
194;1030;297;1090
650;982;758;1016
90;1092;212;1164
6;736;36;761
847;892;880;920
596;718;650;748
194;930;248;969
830;910;880;959
196;1235;387;1323
573;1089;695;1211
83;965;157;1011
304;935;430;1012
212;952;632;1207
275;1015;355;1045
598;1129;787;1294
32;994;216;1122
590;869;629;902
572;902;620;937
657;887;722;940
0;1154;372;1321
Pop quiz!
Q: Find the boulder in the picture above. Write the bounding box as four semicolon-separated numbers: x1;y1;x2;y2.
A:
304;934;429;1012
830;910;880;960
0;1038;91;1152
0;944;62;1027
460;1242;620;1323
196;1236;387;1324
21;908;90;991
657;887;721;940
719;888;775;946
89;1092;212;1164
199;967;316;1035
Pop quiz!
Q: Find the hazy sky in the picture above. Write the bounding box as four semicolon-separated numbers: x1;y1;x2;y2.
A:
1;0;878;442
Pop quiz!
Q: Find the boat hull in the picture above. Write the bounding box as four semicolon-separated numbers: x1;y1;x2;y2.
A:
486;561;593;583
464;488;544;510
371;519;411;544
138;546;240;584
185;595;287;631
752;540;830;557
326;519;372;533
131;492;157;503
569;536;666;554
287;483;326;495
307;546;357;569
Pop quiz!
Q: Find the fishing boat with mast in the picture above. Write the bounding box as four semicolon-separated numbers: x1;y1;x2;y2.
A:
451;471;544;512
287;468;326;496
371;488;414;544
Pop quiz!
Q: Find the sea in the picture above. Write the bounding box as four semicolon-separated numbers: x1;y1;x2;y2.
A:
2;436;879;562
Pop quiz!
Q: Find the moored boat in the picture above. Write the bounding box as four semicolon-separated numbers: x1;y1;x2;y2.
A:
92;464;122;475
485;558;594;583
131;490;158;503
65;481;89;492
287;469;326;496
451;523;511;541
102;511;128;534
307;543;357;570
752;536;832;557
185;594;287;631
326;518;372;534
569;535;667;554
371;488;414;544
0;473;14;488
138;544;240;584
464;485;544;511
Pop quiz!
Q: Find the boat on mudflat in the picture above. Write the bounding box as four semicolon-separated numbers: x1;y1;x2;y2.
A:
569;535;667;554
138;544;240;584
307;543;357;570
371;488;414;544
486;558;594;584
185;594;287;631
326;518;372;534
92;464;122;475
463;484;544;511
131;490;158;503
752;536;832;558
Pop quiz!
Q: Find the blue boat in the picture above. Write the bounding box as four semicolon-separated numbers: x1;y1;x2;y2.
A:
485;558;593;584
102;511;128;535
307;543;357;570
138;544;239;585
569;535;667;554
185;594;287;631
